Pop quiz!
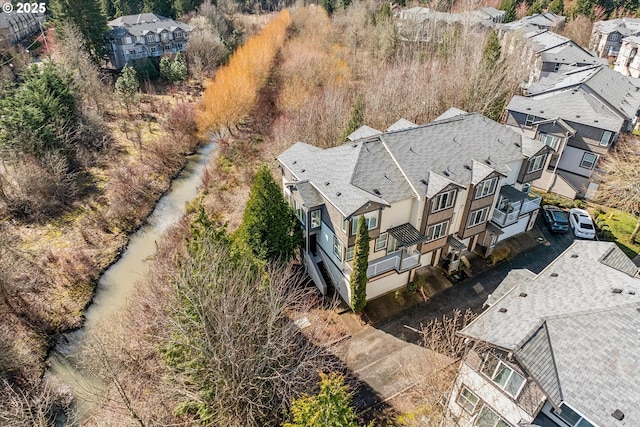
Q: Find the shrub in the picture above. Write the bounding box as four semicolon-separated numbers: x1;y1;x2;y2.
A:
490;246;510;265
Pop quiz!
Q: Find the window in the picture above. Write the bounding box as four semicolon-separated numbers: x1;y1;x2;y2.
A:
432;190;456;212
553;62;561;72
161;32;170;40
149;47;157;54
310;210;321;228
375;233;388;251
146;34;155;43
351;211;378;234
427;221;448;240
482;355;526;398
580;152;598;169
475;178;498;199
293;200;304;224
177;42;184;50
468;207;490;228
538;133;560;150
128;49;136;55
457;386;479;413
525;114;537;127
552;403;595;427
175;31;183;39
527;154;546;173
345;246;354;262
163;45;171;52
600;130;612;146
610;33;619;41
123;36;132;44
475;405;510;427
333;236;343;260
341;215;348;232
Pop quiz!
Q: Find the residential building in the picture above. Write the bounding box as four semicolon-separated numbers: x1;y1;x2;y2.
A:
590;17;640;59
445;240;640;427
105;13;191;69
519;12;565;31
504;64;640;199
613;35;640;77
0;12;44;49
396;7;504;42
277;110;550;306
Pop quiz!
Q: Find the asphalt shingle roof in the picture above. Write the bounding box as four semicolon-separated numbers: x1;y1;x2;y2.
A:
461;241;640;427
278;112;545;216
593;17;640;35
526;65;640;120
107;13;190;37
507;91;624;132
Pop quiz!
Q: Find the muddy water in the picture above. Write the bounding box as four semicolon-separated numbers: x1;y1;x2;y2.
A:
49;141;217;420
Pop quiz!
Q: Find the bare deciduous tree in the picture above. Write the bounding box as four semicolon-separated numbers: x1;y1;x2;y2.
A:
593;135;640;242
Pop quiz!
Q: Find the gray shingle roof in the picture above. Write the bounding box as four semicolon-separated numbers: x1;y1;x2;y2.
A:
461;241;640;427
348;125;381;141
387;118;418;132
507;91;624;132
486;269;535;307
381;113;542;192
593;17;640;35
107;13;190;37
278;113;544;216
294;181;324;208
526;65;640;120
277;142;389;216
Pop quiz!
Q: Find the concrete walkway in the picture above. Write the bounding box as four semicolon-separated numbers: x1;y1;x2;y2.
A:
333;323;451;410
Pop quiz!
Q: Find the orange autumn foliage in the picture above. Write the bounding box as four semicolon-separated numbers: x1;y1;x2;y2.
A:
197;10;291;136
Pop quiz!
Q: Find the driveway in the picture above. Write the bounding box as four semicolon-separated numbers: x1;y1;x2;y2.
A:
370;214;576;343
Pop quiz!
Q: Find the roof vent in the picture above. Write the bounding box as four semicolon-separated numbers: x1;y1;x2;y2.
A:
612;288;623;294
409;146;417;154
612;409;625;421
540;110;544;114
462;164;471;171
576;115;581;118
519;292;528;298
498;308;508;313
373;189;381;196
293;160;297;164
514;142;521;148
629;291;636;295
443;169;450;177
420;179;428;186
594;119;599;123
571;254;578;258
301;169;306;173
336;192;341;197
550;273;559;277
526;107;531;110
324;181;330;186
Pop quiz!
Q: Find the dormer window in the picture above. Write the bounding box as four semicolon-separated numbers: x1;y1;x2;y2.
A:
146;34;155;43
351;211;378;234
475;178;498;199
481;354;526;398
527;154;546;173
175;31;183;39
431;190;456;212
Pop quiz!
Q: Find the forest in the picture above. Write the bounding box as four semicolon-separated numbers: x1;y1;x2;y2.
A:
0;0;608;425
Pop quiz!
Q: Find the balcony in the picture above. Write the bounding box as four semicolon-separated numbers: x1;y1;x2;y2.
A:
491;186;542;227
344;249;421;278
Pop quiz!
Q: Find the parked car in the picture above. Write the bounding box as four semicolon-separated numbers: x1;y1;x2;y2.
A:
542;205;569;233
569;208;596;239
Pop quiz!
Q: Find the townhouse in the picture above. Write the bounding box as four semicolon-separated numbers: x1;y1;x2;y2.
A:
504;64;640;199
446;241;640;427
277;110;551;306
613;35;640;77
105;13;191;69
590;17;640;59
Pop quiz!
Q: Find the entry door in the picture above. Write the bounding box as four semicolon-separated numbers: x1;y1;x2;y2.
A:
449;251;460;273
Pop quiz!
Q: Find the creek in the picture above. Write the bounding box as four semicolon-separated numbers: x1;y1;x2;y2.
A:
48;141;217;421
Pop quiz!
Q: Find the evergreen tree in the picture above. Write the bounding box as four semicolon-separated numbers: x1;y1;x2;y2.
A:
283;373;363;427
160;53;189;81
234;165;301;264
319;0;334;16
0;64;77;158
342;94;365;141
498;0;517;22
115;64;140;112
548;0;565;14
142;0;174;16
482;30;502;70
50;0;108;61
173;0;201;16
528;0;545;14
102;0;117;19
349;215;369;313
112;0;141;16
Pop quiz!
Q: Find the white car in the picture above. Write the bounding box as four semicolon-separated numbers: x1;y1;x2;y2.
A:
569;208;596;239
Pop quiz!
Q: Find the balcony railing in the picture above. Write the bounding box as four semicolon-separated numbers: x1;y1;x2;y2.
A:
365;250;421;278
492;209;519;226
521;195;542;214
